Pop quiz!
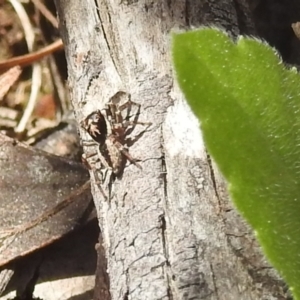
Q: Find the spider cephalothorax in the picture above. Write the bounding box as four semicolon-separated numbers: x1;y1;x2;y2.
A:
81;96;151;176
80;110;107;145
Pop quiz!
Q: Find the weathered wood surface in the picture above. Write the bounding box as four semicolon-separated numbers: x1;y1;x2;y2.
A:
54;1;288;299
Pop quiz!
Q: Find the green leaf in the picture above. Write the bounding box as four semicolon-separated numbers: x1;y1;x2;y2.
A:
173;28;300;298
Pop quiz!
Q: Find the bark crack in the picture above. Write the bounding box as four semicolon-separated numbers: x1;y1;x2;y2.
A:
94;1;121;79
184;0;191;26
160;145;174;299
123;266;130;300
160;214;174;300
206;151;221;209
209;263;220;300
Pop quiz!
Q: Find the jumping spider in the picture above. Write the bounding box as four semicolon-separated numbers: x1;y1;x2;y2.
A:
80;96;151;177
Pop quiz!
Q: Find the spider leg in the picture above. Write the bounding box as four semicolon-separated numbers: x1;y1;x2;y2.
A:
96;146;113;170
92;168;109;201
122;120;152;129
105;97;151;136
124;122;152;147
82;153;94;169
81;138;100;169
106;103;119;123
82;140;99;147
82;151;112;201
107;97;139;124
113;139;142;170
117;98;140;116
122;100;151;135
82;138;113;169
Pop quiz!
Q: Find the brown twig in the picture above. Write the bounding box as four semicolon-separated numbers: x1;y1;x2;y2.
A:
0;39;64;72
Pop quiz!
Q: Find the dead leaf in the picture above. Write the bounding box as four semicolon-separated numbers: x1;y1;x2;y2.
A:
0;133;92;266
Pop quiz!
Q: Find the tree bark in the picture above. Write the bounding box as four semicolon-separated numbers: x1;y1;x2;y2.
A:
54;1;288;299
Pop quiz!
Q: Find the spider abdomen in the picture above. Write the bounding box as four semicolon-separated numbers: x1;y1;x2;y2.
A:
105;136;126;175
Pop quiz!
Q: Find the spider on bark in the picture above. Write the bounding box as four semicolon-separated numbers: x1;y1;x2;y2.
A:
80;93;151;182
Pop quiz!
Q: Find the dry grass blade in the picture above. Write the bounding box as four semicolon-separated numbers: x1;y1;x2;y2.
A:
9;0;41;134
292;22;300;40
30;0;58;28
0;66;22;100
0;268;14;295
